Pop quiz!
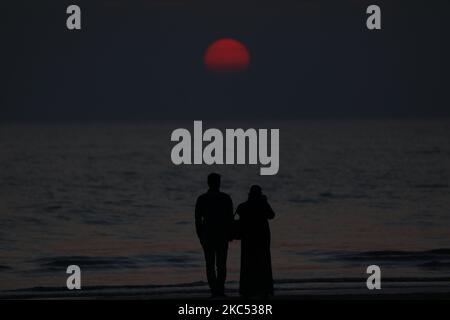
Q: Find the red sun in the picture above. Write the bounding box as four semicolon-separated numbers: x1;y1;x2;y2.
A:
204;38;250;72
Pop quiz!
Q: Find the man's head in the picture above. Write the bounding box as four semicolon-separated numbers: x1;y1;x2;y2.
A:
249;185;263;200
207;173;221;191
249;185;262;197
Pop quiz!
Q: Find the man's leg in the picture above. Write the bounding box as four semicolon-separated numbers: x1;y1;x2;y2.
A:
216;241;229;295
202;242;217;294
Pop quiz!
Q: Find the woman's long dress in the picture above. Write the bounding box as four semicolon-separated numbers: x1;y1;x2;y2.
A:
236;198;275;297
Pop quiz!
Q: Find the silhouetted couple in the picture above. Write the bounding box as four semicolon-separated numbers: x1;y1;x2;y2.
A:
195;173;275;298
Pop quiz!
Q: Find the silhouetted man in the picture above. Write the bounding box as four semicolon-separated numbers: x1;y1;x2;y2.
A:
195;173;233;297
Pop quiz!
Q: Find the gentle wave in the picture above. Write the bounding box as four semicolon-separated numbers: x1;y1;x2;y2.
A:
31;253;203;272
310;249;450;270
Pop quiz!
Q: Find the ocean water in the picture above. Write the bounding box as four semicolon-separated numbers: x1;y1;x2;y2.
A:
1;119;450;296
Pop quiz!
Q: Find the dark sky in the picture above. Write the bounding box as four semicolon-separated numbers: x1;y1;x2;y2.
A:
1;0;449;121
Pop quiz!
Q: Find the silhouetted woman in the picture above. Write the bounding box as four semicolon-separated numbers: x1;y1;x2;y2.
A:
236;185;275;298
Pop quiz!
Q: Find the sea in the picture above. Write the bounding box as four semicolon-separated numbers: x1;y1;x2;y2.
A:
1;118;450;298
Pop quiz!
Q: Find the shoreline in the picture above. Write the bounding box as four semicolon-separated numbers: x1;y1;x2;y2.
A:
2;277;450;300
2;292;450;300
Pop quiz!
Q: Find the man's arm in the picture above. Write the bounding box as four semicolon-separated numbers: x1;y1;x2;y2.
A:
227;195;234;241
195;197;203;240
228;196;234;221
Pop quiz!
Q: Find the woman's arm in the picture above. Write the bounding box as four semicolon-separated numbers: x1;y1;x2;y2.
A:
266;204;275;219
263;196;275;219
